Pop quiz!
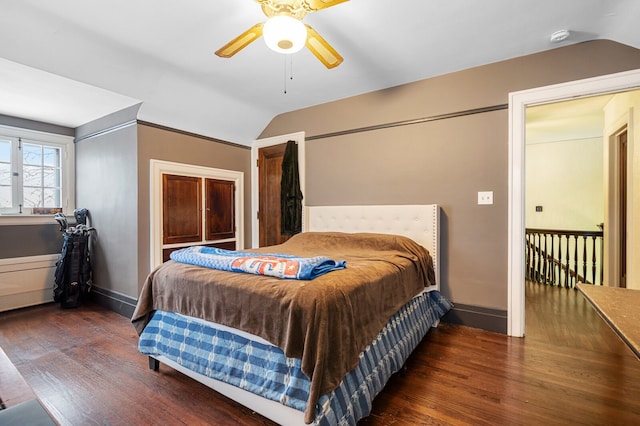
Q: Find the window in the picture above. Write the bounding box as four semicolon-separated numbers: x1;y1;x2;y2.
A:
0;126;74;215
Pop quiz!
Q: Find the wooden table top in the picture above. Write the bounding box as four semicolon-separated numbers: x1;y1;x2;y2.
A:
577;283;640;359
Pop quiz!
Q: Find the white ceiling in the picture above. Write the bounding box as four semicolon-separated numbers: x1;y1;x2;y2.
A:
1;0;640;145
526;94;615;144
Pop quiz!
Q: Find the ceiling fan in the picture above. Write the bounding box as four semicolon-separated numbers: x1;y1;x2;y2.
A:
215;0;348;69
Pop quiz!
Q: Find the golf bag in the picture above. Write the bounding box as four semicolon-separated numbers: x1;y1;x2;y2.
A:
53;209;95;308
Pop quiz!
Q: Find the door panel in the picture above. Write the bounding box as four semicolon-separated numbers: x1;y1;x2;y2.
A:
206;178;235;241
258;143;289;247
619;130;627;288
162;174;202;244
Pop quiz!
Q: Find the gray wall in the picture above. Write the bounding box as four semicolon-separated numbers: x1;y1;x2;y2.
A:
75;112;139;301
258;40;640;326
0;224;61;258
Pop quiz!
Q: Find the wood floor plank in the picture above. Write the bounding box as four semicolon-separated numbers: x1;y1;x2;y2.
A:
1;282;639;425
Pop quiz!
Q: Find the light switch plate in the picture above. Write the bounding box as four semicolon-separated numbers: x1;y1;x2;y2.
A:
478;191;493;205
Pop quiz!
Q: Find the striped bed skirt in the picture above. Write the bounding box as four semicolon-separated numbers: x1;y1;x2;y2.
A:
138;290;452;425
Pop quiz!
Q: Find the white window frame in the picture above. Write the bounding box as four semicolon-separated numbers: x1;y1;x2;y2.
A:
0;125;75;224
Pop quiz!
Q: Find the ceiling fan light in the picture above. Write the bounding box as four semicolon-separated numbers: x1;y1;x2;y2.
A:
263;16;307;54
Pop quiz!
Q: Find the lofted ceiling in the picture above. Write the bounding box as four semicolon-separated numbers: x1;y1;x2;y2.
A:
1;0;640;146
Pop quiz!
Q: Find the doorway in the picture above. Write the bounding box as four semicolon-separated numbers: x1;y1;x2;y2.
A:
251;131;306;248
508;69;640;337
525;95;611;288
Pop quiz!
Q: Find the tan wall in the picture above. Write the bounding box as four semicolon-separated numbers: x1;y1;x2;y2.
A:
136;124;252;293
258;40;640;313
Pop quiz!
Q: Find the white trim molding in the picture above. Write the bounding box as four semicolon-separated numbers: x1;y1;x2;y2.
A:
508;68;640;337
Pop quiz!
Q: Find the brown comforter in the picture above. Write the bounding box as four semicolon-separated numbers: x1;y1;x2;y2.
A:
131;232;435;423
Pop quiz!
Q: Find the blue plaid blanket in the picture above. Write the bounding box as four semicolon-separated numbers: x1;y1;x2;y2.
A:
170;246;346;280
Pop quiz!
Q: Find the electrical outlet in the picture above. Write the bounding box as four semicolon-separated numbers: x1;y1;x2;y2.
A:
478;191;493;205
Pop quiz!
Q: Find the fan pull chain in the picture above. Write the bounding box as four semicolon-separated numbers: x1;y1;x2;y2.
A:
283;56;287;94
290;55;294;82
283;55;295;94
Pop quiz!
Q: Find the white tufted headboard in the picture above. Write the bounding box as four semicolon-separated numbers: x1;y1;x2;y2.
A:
305;205;440;291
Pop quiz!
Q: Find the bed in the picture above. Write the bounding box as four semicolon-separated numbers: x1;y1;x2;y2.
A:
131;204;451;425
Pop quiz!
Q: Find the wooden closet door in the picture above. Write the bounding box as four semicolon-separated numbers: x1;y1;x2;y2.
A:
205;178;235;241
162;174;202;244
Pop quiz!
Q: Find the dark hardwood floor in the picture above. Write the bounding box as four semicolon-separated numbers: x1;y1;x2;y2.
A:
1;282;639;425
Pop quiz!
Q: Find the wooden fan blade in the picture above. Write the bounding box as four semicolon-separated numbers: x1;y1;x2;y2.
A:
305;24;343;69
303;0;349;12
215;23;264;58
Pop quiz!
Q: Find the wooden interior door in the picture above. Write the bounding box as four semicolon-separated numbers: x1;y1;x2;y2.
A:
258;143;288;247
205;178;235;241
619;130;628;288
162;174;202;244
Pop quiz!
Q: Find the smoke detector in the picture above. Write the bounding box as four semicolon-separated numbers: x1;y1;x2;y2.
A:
550;29;570;43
